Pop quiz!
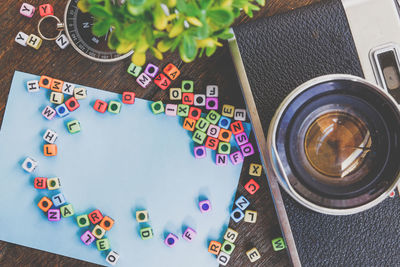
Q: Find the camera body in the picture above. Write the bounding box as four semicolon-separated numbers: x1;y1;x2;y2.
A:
230;0;400;265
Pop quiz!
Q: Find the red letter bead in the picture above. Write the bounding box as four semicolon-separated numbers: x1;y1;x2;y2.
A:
163;63;181;80
122;92;135;104
182;93;194;105
188;107;201;120
39;4;53;17
244;179;260;195
205;136;219;150
154;73;171;90
65;97;80;112
230;121;244;135
89;209;103;224
34;177;47;189
93;99;108;113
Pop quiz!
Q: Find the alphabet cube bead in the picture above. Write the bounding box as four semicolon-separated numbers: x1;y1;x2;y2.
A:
206;110;221;124
22;157;37;172
62;82;75;95
50;92;64;104
218;116;231;129
42;106;56;120
216;154;228;166
140;227;154;240
234;108;247;121
182;93;194;105
122;92;135;104
196;118;210;132
27;34;42;49
206;85;218;97
47;177;61;190
26;80;39;92
218;142;231;154
127;63;142;77
182;227;197;242
272;237;286;251
34;177;47;189
164;233;178;247
48;209;61;221
182;80;194;93
205;136;219;150
188;107;201;120
163;63;180;80
56;34;70;49
170;88;182;100
43;144;57;156
60;204;74;217
39;4;53;17
136;210;149;223
207;124;220;138
43;129;57;144
231;208;244;223
249;163;262;177
15;32;28;46
76;214;90;227
108;101;122;114
81;230;95;245
20;3;35;17
39;75;52;89
177;104;189;117
218;251;231;266
74;87;87;100
194;94;206;106
224;228;238;243
199;199;211;213
230;121;244;135
106;251;120;266
244;179;260;195
241;142;255;157
183;118;197;131
55;104;70;117
235;195;250;210
194;146;206;159
89;209;103;224
235;132;248;146
100;216;114;231
222;105;235;118
219;129;232;143
66;120;81;134
50;79;63;92
144;63;159;78
93;99;107;113
65;97;80;111
151;101;164;114
208;240;221;255
230;151;244;165
192;130;207;145
154;73;171;90
136;73;151;88
244;210;257;223
206;97;218;110
246;247;261;262
38;196;53;212
221;240;236;255
51;193;66;207
92;225;106;239
165;104;177;116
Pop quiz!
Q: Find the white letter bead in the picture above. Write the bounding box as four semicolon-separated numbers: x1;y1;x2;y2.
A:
15;32;29;46
194;94;206;106
22;157;38;173
106;251;120;266
56;34;70;49
206;85;218;97
26;80;39;93
62;82;75;95
43;129;58;144
234;108;247;121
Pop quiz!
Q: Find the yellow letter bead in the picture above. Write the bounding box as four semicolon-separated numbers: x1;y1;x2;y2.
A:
221;104;235;118
50;92;64;104
224;228;238;243
244;210;257;223
74;87;87;100
136;210;149;222
47;177;61;190
92;224;106;239
170;88;182;100
249;163;263;176
246;247;261;263
26;34;42;49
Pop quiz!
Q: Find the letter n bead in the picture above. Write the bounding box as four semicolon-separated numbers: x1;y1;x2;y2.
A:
42;130;57;144
56;34;70;49
47;209;61;221
244;179;260;195
216;154;228;166
122;92;135;104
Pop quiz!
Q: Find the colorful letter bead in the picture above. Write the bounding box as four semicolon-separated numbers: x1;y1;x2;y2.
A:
216;154;228;166
92;225;106;239
66;120;81;134
164;233;179;248
199;199;211;213
182;227;197;242
206;110;221;124
208;241;221;255
44;144;57;157
206;97;218;110
20;3;35;17
244;210;257;223
100;216;115;231
217;251;231;266
163;63;180;80
140;227;154;240
81;230;95;245
122;91;135;104
51;193;66;207
76;214;90;227
144;63;159;78
177;104;189;117
154;73;171;90
207;124;220;138
27;34;42;49
55;104;70;117
62;82;75;95
50;79;63;92
221;240;236;255
89;209;103;224
39;4;53;17
218;116;231;129
182;80;194;93
272;237;286;251
234;108;247;121
38;196;53;212
194;94;206;106
151;101;164;114
50;92;64;104
42;106;56;120
106;251;120;266
230;121;244;135
246;247;261;262
47;177;61;190
182;93;194;105
56;34;70;49
127;63;142;77
205;136;219;150
60;204;74;217
194;146;206;159
34;177;47;189
188;107;201;120
249;163;262;177
26;80;39;92
206;85;218;97
230;151;244;165
108;101;122;114
235;132;248;146
93;100;107;113
219;129;232;142
192;130;207;144
22;157;37;172
183;118;197;131
195;118;210;132
218;142;231;154
165;104;178;116
244;179;260;195
222;104;235;118
65;97;80;111
231;208;244;223
39;75;52;89
15;31;29;46
43;129;57;144
170;88;182;100
48;209;61;221
235;195;250;210
241;142;255;157
74;87;87;100
224;228;238;243
136;210;149;223
136;73;151;88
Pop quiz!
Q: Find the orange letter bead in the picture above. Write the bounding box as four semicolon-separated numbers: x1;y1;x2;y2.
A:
39;75;53;89
219;129;232;142
44;144;57;156
89;209;103;224
163;63;181;80
50;79;64;92
183;118;197;131
208;241;222;255
38;196;53;212
100;216;115;231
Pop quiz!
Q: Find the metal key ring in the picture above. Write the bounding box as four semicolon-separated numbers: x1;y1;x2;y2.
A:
37;15;64;41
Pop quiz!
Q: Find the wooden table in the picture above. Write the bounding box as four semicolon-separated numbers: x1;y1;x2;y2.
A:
0;0;317;266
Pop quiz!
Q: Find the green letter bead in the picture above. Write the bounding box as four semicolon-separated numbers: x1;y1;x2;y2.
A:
127;63;142;77
206;110;221;124
60;204;74;218
195;118;210;132
66;120;81;134
108;100;122;114
192;130;207;145
96;238;110;251
218;142;231;154
76;214;90;227
221;240;236;255
151;101;164;114
177;104;189;117
181;80;194;93
140;227;154;240
272;237;286;251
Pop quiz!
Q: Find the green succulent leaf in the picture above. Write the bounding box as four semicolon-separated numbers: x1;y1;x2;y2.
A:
92;19;112;36
207;8;234;27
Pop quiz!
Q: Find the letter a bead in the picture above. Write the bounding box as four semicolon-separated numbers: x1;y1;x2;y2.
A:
163;63;180;80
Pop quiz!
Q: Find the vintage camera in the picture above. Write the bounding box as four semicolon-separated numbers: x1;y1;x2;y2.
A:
230;0;400;265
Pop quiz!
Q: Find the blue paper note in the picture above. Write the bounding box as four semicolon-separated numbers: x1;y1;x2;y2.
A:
0;71;250;266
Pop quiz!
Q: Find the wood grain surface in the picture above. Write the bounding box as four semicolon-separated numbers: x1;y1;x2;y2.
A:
0;0;317;266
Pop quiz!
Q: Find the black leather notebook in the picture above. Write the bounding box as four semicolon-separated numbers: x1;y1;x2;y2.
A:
230;0;400;266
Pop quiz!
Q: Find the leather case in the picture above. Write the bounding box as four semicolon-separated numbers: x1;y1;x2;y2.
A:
232;0;400;265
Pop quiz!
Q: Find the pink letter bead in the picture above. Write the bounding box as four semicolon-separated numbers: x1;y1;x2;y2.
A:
165;104;178;116
136;73;151;88
206;97;218;110
81;230;96;245
182;227;197;242
241;142;255;157
230;151;244;165
216;154;228;166
164;233;179;248
194;146;206;159
207;124;220;138
199;199;211;213
20;3;35;17
235;132;248;146
42;106;56;120
144;63;159;78
47;209;61;221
